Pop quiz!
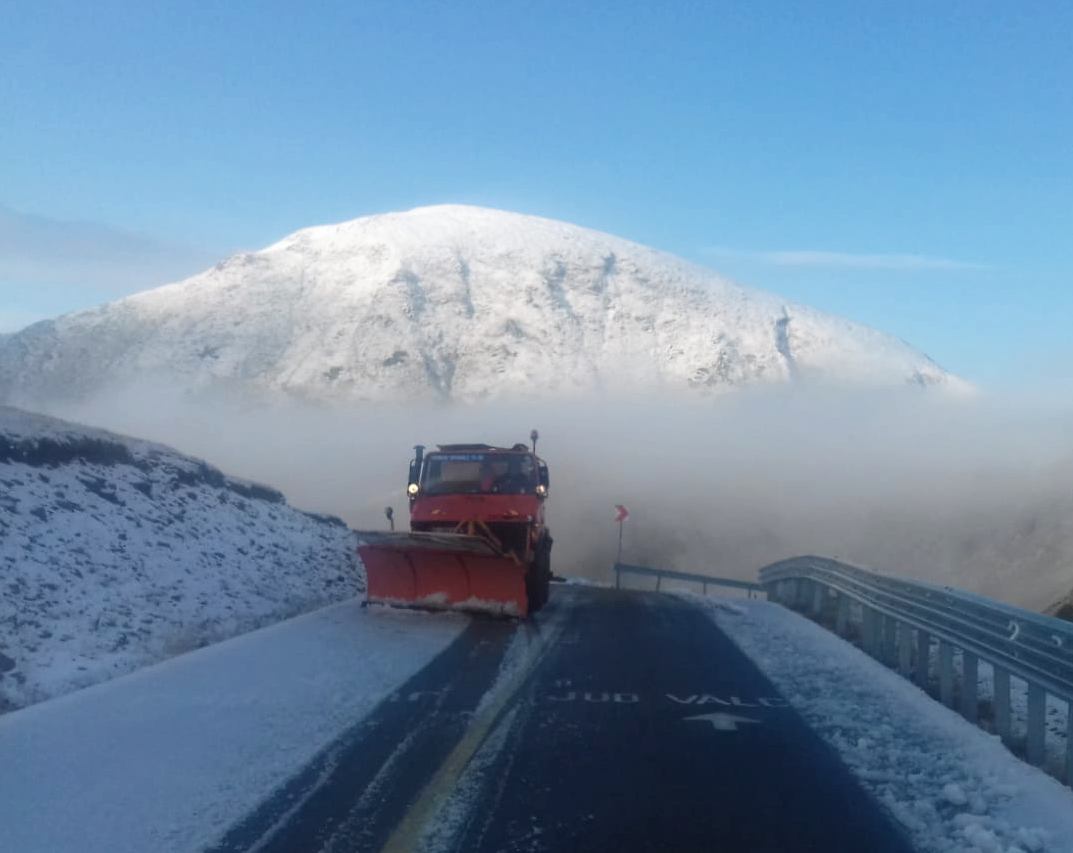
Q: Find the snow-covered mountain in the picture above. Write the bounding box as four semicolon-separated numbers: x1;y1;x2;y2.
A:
0;205;964;407
0;406;362;712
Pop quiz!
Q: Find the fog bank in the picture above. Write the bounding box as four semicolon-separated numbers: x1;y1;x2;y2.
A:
51;384;1073;612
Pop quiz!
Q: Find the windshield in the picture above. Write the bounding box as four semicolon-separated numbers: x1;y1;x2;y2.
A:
421;452;536;495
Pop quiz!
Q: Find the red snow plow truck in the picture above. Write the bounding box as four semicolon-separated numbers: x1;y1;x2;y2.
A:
357;433;553;618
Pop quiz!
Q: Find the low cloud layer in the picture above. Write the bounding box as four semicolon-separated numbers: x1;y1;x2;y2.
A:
705;246;991;272
0;206;219;294
44;384;1073;612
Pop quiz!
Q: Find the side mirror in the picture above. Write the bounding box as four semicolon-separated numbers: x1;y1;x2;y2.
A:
537;463;549;498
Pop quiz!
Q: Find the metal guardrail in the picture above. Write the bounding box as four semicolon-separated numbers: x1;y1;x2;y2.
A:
760;556;1073;784
614;562;764;597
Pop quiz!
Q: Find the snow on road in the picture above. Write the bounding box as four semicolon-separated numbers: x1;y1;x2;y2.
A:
693;594;1073;853
7;585;1073;853
0;599;466;853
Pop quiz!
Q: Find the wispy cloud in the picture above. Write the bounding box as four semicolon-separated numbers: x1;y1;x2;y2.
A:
0;308;49;334
705;246;991;272
0;206;221;293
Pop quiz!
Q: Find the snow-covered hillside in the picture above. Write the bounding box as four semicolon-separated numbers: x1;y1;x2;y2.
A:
0;406;363;711
0;205;965;408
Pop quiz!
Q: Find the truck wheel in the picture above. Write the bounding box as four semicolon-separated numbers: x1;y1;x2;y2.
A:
526;569;545;614
541;549;552;605
536;538;552;609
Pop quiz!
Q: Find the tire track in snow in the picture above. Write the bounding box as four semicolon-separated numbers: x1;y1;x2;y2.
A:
385;604;569;852
207;616;517;853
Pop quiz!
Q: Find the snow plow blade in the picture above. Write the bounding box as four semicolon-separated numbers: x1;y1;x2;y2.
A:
356;531;528;617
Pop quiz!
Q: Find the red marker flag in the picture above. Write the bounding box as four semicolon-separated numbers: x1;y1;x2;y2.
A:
615;504;629;523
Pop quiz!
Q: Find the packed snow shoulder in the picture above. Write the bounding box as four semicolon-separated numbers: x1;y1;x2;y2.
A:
0;205;965;407
0;406;363;712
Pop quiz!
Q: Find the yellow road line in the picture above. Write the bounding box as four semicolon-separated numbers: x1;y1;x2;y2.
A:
379;613;564;852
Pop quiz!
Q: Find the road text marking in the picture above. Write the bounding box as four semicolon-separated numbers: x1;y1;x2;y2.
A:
541;691;787;707
685;712;761;732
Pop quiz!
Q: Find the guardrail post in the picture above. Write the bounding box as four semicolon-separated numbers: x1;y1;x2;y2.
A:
863;607;881;657
811;582;824;617
1027;684;1046;767
835;593;849;636
939;641;954;707
993;666;1012;746
960;652;978;722
915;630;931;688
882;615;898;666
1066;702;1073;785
897;622;912;676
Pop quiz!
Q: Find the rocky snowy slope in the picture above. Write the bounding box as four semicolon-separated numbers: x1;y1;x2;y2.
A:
0;406;362;712
0;205;964;408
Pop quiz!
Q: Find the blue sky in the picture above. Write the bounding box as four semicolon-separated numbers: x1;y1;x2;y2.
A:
1;0;1069;390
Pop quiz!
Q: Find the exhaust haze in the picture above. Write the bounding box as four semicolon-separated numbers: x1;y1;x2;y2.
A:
50;384;1073;612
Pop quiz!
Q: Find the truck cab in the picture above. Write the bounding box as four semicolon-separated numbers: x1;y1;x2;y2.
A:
411;444;549;499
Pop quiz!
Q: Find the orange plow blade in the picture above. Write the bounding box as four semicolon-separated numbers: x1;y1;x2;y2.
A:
356;531;528;617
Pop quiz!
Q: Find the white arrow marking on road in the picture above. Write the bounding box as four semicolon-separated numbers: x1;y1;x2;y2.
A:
684;712;761;732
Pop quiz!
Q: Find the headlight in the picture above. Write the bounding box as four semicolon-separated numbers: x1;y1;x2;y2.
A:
407;483;419;496
536;484;547;497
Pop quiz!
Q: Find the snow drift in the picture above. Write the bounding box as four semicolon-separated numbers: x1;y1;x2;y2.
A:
0;406;363;712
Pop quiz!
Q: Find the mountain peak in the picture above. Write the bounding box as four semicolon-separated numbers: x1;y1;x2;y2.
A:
0;205;965;408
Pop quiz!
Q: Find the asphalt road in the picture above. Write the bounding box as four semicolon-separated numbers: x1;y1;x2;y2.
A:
210;585;915;852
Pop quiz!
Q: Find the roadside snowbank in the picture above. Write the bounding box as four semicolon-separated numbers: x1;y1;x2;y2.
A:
0;600;466;853
0;406;363;711
693;595;1073;853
